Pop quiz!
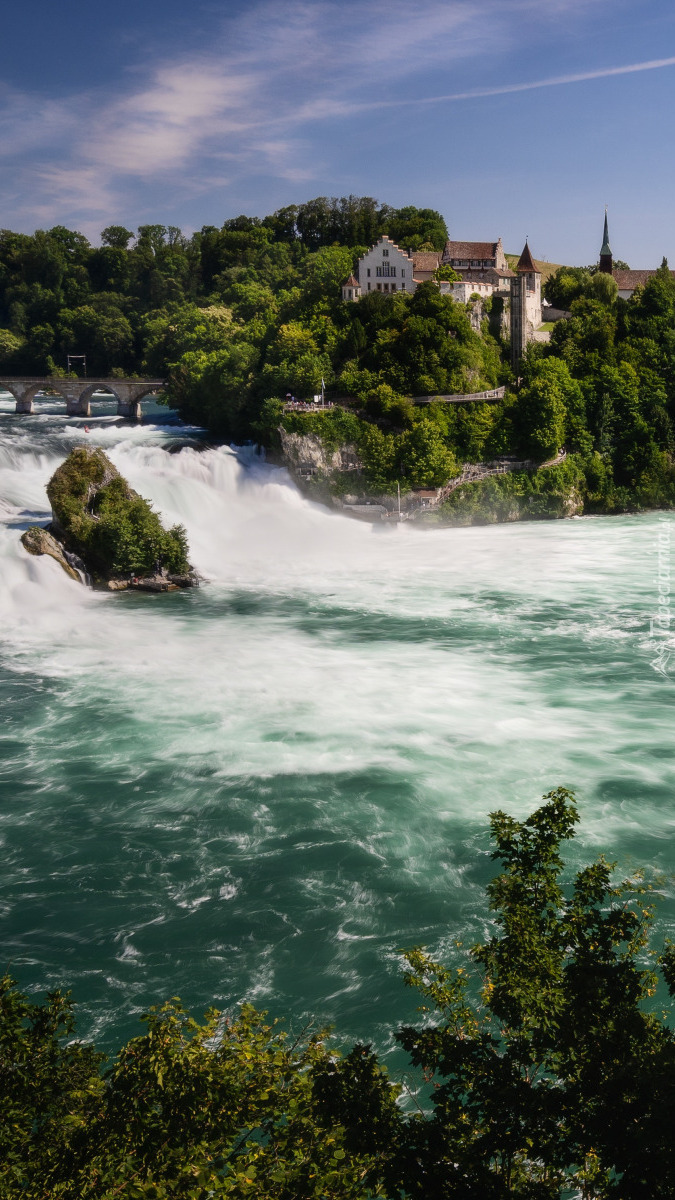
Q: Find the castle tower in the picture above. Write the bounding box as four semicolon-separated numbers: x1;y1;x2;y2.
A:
341;274;361;301
510;274;527;371
510;241;541;369
599;209;613;274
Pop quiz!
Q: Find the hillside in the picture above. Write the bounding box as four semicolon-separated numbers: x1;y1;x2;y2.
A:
505;253;564;285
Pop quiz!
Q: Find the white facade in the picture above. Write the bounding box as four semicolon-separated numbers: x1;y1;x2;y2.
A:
357;236;415;295
341;274;362;301
442;279;496;302
523;274;542;329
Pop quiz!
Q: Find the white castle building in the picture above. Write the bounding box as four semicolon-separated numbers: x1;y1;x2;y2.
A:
341;233;542;357
341;235;424;298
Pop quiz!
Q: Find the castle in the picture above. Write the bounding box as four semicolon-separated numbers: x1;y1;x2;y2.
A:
341;233;542;366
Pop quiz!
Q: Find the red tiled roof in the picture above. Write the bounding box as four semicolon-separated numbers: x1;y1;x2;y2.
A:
412;251;441;271
444;240;500;259
343;274;360;287
612;268;675;289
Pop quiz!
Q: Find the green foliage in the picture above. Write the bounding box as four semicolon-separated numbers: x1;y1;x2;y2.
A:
0;988;399;1199
381;205;448;252
435;457;586;524
397;788;675;1198
515;358;575;460
0;326;23;364
46;446;191;578
3;795;675;1197
2;200;675;520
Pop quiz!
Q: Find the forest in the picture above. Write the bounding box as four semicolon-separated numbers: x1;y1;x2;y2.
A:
3;790;675;1199
1;195;675;517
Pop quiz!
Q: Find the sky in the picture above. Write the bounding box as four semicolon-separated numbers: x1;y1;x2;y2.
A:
3;0;675;265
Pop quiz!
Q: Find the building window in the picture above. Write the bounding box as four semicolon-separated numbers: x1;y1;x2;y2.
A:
401;283;406;290
401;269;405;277
391;283;396;291
382;248;389;257
367;283;371;291
367;268;370;277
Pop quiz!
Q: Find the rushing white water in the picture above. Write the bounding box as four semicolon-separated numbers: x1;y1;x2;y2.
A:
1;395;674;1049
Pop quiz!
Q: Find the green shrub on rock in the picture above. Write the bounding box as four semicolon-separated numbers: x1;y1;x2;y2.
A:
46;446;191;580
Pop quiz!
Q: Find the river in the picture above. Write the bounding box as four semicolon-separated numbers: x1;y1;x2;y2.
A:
1;394;674;1053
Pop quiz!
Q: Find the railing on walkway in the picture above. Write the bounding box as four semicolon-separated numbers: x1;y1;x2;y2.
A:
413;386;506;405
439;451;567;498
282;386;506;413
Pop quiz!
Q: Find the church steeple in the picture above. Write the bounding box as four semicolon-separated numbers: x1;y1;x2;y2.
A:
599;208;613;274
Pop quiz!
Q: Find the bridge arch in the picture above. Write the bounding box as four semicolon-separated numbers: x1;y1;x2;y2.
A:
0;377;166;418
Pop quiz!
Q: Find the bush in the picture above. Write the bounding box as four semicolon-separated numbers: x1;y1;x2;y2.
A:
47;447;191;578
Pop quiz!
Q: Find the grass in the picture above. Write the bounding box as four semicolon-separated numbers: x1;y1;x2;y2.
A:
505;255;565;285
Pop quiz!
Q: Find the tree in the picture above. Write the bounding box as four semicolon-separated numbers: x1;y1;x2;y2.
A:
515;361;567;460
383;206;449;252
101;225;134;250
0;327;22;365
3;795;675;1197
396;419;458;487
1;989;399;1198
397;789;675;1199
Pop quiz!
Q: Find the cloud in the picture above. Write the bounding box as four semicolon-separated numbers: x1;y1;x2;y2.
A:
296;55;675;119
0;0;658;230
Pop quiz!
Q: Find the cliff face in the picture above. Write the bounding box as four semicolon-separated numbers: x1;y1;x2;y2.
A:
278;429;362;478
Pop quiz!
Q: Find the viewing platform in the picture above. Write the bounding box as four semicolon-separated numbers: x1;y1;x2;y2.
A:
282;386;506;413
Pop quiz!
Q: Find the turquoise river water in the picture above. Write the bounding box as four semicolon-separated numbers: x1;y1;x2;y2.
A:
1;395;674;1054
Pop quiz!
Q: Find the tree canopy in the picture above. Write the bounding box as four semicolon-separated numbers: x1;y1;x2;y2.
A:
2;200;675;518
3;791;675;1198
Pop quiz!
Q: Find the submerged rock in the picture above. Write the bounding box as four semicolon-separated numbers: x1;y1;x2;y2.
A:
24;446;198;591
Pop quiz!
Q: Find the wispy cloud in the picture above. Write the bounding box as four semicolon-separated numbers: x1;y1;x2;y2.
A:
302;54;675;118
0;0;661;232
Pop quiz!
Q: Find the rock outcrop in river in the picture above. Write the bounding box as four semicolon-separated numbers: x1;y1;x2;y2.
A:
22;446;197;591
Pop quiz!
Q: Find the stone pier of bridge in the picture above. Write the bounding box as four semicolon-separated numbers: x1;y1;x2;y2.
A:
0;377;166;419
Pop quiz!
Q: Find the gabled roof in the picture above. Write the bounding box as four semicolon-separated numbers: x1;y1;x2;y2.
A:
612;268;675;289
412;251;441;271
370;234;412;258
444;240;500;259
516;242;540;273
343;274;360;287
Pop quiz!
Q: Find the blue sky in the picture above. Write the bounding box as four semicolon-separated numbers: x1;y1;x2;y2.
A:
3;0;675;265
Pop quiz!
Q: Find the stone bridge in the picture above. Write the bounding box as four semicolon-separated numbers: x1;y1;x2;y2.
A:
0;377;166;419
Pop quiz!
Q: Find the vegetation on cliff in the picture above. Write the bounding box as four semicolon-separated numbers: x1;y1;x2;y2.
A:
2;200;675;519
46;446;190;579
3;790;675;1198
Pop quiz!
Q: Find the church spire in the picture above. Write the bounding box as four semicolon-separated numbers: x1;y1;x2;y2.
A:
599;208;613;274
